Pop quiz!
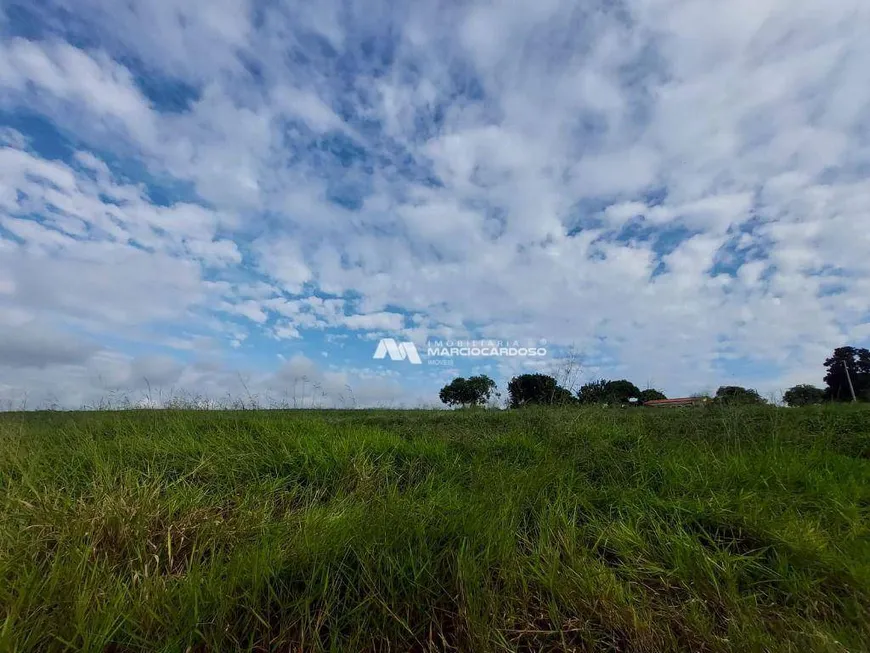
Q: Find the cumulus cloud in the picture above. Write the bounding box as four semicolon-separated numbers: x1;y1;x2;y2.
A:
0;324;100;369
0;0;869;407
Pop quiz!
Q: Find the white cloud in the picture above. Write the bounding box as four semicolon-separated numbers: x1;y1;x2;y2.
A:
0;38;158;146
255;238;312;293
0;0;869;406
343;312;405;332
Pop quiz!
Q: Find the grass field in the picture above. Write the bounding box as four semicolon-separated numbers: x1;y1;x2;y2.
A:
1;406;869;652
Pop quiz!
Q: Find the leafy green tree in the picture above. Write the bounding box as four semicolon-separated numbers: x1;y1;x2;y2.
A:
438;378;469;407
823;346;870;402
604;380;642;404
714;386;767;405
466;375;498;406
507;373;574;408
576;379;609;404
783;384;826;407
551;385;579;406
439;375;497;408
577;379;642;405
638;389;667;402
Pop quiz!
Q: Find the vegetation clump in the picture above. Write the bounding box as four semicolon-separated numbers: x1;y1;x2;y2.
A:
1;405;868;651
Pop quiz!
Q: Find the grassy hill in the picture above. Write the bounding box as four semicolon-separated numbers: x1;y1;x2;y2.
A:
1;406;868;651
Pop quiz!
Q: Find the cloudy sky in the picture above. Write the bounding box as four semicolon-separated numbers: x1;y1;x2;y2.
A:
1;0;868;408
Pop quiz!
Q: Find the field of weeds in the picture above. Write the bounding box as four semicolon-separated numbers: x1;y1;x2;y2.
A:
1;406;868;651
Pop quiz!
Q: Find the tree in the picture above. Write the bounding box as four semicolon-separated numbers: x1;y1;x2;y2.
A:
823;346;870;402
507;373;574;408
603;380;642;404
551;385;579;406
439;378;470;407
577;379;642;405
439;375;497;408
783;384;826;407
714;386;767;405
638;388;667;402
576;379;609;404
466;375;498;406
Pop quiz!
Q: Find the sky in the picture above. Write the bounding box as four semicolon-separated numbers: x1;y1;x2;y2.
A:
1;0;869;409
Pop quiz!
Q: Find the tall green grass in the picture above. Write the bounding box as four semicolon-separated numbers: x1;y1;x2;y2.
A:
1;405;868;651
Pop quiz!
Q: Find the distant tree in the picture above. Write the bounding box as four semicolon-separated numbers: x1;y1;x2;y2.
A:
604;380;642;404
714;386;767;405
638;389;667;402
823;346;870;402
551;385;579;406
577;379;642;405
577;379;609;404
439;378;470;407
439;375;497;408
466;375;498;406
507;373;574;408
783;384;826;407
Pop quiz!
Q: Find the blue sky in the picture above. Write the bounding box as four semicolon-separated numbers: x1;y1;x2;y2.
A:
1;0;869;408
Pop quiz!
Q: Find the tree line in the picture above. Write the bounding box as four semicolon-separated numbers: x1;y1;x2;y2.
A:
783;346;870;406
438;346;870;408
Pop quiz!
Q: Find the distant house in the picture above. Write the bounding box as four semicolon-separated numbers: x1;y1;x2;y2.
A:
643;397;707;408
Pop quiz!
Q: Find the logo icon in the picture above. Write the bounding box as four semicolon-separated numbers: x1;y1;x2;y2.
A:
373;339;422;364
